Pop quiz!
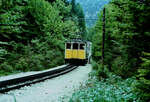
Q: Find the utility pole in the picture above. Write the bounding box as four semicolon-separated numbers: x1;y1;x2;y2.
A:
102;8;105;67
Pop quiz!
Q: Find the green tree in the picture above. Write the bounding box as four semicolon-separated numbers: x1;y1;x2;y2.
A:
71;0;76;15
92;0;150;78
70;0;86;39
76;3;86;39
135;52;150;101
0;0;80;76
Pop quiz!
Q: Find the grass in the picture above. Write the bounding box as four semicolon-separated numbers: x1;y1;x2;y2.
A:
69;71;142;102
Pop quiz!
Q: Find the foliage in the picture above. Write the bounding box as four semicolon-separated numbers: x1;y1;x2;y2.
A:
76;3;86;39
86;27;96;41
0;48;8;62
91;0;150;78
90;0;150;101
92;61;109;79
0;62;13;75
0;0;83;76
69;74;141;102
70;0;86;39
134;52;150;101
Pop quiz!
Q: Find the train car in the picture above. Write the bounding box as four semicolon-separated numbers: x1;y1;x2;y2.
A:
65;39;92;65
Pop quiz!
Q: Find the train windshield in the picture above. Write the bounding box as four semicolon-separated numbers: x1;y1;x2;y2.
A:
66;43;71;49
80;44;85;50
73;43;78;49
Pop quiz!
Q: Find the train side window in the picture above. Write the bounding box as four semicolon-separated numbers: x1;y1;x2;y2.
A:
66;43;71;49
73;43;78;49
80;44;85;50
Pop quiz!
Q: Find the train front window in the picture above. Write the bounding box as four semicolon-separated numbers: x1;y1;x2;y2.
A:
80;44;85;50
66;43;71;49
73;43;78;49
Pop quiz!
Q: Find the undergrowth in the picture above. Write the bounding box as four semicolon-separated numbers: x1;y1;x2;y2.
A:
69;71;142;102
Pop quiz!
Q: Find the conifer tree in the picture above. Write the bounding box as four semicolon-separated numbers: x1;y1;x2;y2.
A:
135;52;150;101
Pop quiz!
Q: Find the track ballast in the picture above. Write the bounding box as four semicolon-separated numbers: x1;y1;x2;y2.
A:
0;64;78;93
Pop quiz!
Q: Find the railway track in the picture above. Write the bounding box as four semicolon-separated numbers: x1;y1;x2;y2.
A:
0;64;78;93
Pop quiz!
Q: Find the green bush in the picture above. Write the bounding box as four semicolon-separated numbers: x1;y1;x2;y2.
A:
91;61;99;70
0;62;13;75
15;57;29;72
92;61;109;79
29;54;44;71
134;52;150;101
96;65;109;79
111;56;133;78
0;48;8;61
6;52;21;66
69;75;141;102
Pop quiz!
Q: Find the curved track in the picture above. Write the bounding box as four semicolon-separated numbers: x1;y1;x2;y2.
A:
0;65;78;93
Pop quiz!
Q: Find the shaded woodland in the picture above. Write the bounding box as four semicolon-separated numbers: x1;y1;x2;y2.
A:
89;0;150;101
0;0;86;75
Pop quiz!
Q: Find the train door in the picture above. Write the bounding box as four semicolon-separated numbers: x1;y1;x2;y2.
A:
78;43;86;59
72;43;78;59
65;42;72;59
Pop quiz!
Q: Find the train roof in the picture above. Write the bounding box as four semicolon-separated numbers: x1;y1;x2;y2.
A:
65;38;91;43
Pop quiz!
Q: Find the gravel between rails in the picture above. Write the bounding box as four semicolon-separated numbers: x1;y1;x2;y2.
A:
0;64;92;102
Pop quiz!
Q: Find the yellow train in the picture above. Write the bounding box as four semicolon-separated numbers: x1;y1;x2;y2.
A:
65;39;92;65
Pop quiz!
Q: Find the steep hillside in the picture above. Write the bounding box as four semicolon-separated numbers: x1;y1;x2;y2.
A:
76;0;110;27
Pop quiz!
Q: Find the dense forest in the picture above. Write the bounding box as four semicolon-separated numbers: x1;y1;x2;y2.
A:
0;0;86;75
0;0;150;101
86;0;150;101
92;0;150;80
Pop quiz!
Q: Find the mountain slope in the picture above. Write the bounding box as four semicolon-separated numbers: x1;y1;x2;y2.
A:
76;0;110;27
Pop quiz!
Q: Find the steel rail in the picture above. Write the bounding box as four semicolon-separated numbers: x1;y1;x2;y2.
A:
0;65;78;93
